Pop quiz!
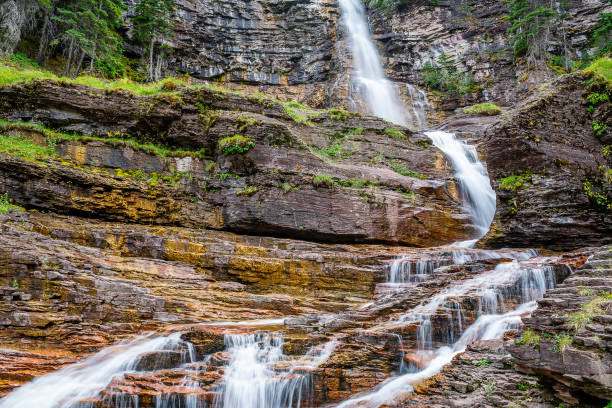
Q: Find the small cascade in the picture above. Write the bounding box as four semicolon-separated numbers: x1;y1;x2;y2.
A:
214;334;338;408
0;333;192;408
425;130;497;245
405;84;433;130
336;260;560;407
387;249;539;284
213;334;308;408
338;0;407;126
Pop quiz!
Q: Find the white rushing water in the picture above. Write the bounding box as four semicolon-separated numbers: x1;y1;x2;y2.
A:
338;0;407;126
0;333;192;408
425;130;497;246
337;260;558;407
215;334;337;408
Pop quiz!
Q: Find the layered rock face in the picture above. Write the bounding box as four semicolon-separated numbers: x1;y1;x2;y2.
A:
509;246;612;405
481;72;611;250
0;80;478;246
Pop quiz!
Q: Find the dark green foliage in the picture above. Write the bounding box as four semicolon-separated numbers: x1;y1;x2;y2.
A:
421;53;475;95
218;135;255;156
53;0;126;77
131;0;175;81
591;12;612;57
506;1;556;57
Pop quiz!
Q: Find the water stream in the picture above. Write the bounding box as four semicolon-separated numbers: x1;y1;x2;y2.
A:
338;0;407;126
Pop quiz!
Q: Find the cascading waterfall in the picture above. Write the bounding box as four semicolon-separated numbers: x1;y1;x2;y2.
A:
0;333;192;408
425;130;497;246
214;334;338;408
336;261;559;407
338;0;407;126
213;334;308;408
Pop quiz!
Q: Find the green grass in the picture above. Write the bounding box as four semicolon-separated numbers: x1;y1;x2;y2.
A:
281;182;299;193
515;329;540;348
567;295;606;331
328;108;354;121
0;193;24;214
312;174;335;189
0;120;207;160
499;173;532;191
464;102;502;116
218;135;255;155
584;57;612;84
553;334;573;353
0;132;55;160
389;160;425;179
385;128;405;140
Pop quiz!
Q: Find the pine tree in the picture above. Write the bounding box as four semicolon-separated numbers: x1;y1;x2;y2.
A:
131;0;174;81
53;0;125;77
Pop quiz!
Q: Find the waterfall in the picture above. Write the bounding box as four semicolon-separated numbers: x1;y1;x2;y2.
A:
0;333;193;408
425;130;497;246
336;261;558;407
338;0;407;126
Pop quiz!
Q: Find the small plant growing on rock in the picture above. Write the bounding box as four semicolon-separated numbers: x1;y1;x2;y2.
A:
553;334;573;352
328;108;353;121
464;103;502;116
313;174;335;189
515;329;540;348
499;173;532;191
385;128;405;140
235;186;259;196
389;159;425;179
475;359;492;367
0;193;24;214
281;182;299;193
218;135;255;156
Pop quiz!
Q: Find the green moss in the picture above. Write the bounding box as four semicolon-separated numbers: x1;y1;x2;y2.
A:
499;173;532;191
312;143;344;159
584;57;612;84
475;359;492;367
0;193;24;214
218;135;255;156
235;186;259;196
464;102;502;116
385;128;405;140
328;108;354;121
205;161;216;172
281;182;299;193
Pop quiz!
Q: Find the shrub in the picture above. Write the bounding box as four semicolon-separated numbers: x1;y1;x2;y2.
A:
584;57;612;84
421;53;476;95
499;173;532;191
464;103;502;116
0;193;24;214
218;135;255;155
515;329;540;348
313;174;335;189
328;108;353;121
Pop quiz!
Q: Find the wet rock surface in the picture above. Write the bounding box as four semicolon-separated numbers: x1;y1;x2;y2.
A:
0;80;477;247
509;246;612;405
481;72;611;250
